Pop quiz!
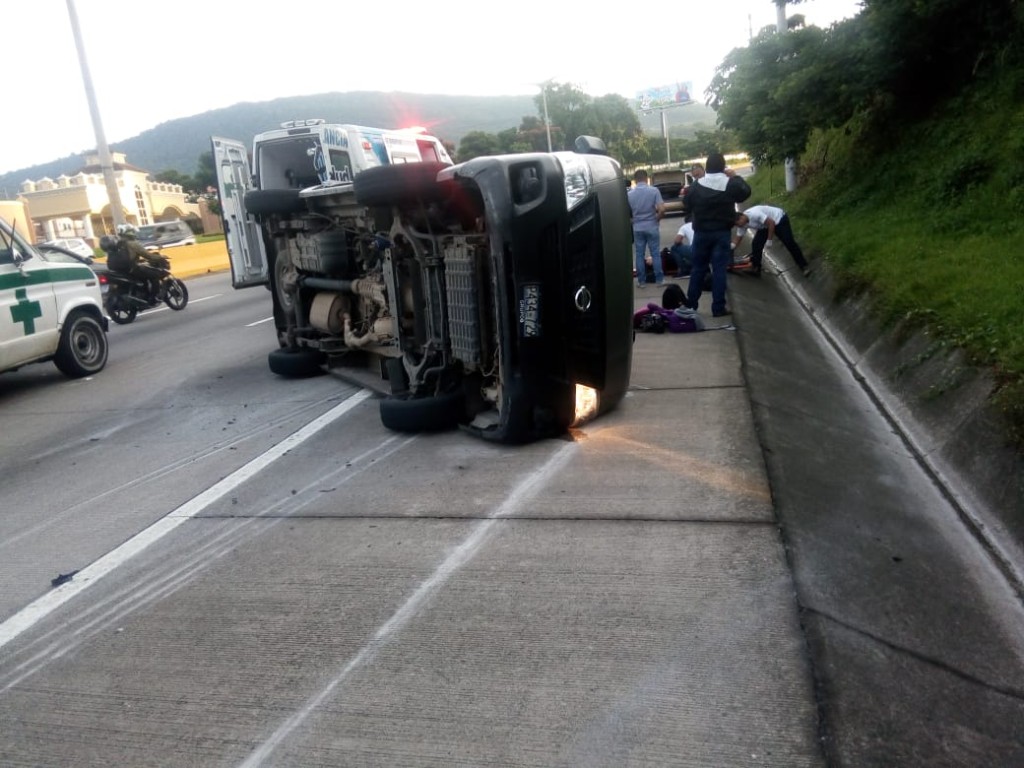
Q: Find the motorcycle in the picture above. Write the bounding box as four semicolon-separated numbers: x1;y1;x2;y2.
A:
97;251;189;325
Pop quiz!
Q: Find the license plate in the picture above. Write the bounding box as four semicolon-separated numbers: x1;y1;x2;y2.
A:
519;283;541;338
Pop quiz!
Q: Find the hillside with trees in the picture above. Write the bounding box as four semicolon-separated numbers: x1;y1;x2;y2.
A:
710;0;1024;448
0;90;719;197
0;88;720;196
0;92;538;195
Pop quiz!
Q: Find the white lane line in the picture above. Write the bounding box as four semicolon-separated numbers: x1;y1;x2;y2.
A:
238;439;579;768
0;390;373;652
1;433;416;695
141;294;221;315
246;316;276;327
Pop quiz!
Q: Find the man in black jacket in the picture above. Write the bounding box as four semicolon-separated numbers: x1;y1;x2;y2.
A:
681;153;751;317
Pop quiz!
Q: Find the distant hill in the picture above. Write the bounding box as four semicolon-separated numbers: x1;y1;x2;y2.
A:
0;91;719;195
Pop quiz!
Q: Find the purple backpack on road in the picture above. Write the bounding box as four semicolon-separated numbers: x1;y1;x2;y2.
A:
633;302;705;333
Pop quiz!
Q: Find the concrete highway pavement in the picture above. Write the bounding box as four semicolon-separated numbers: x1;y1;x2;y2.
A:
148;227;1024;762
629;215;1024;765
4;229;1021;765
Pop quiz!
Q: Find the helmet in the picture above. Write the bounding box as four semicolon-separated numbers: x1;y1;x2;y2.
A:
116;224;137;238
99;234;118;253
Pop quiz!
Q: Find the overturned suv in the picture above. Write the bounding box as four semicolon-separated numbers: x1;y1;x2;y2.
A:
213;128;632;443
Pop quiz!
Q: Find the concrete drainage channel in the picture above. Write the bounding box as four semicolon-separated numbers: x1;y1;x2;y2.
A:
768;256;1024;600
732;254;1024;765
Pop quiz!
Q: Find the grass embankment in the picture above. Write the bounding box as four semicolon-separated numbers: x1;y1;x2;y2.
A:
743;75;1024;444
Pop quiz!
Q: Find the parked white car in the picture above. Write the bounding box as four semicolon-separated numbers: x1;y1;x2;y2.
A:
41;237;95;260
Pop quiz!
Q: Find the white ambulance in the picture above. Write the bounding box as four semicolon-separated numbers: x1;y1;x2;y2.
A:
212;120;453;288
1;216;109;378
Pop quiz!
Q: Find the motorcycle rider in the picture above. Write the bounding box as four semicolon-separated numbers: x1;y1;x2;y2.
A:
101;224;165;298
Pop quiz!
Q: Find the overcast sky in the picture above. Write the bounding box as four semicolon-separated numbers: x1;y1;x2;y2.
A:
3;0;862;176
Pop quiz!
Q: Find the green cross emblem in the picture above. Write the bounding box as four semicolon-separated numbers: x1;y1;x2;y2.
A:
10;288;43;335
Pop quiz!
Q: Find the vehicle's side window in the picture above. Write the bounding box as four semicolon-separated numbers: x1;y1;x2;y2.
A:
418;140;441;163
328;150;352;182
0;235;29;264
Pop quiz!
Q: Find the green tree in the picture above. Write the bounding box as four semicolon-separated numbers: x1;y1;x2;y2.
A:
711;0;1024;169
535;82;593;151
516;115;552;152
456;131;500;162
618;133;655;168
708;18;873;166
453;82;645;165
860;0;1021;115
153;168;196;191
194;151;216;192
668;128;739;165
589;94;643;159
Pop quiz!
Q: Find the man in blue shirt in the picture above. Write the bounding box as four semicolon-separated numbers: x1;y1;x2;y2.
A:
627;169;665;287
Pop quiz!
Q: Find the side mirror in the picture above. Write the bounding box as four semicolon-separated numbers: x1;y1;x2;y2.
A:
574;135;609;156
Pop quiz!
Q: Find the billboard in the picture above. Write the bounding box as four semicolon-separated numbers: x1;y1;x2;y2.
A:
636;82;694;112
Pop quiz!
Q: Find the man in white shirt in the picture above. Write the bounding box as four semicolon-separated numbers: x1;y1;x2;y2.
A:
669;220;694;277
734;204;810;276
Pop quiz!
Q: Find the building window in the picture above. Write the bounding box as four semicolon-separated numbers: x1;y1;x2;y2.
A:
135;187;149;225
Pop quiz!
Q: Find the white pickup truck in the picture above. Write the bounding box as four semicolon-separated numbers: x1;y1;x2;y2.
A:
1;217;109;378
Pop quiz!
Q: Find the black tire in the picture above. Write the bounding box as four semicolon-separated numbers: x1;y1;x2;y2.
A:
244;189;306;216
268;347;325;378
353;162;449;207
54;310;108;378
164;278;188;310
106;294;137;325
379;389;465;433
273;252;296;316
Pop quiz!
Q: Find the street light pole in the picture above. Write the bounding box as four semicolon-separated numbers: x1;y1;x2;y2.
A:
661;109;671;165
541;83;553;152
66;0;125;229
774;0;798;192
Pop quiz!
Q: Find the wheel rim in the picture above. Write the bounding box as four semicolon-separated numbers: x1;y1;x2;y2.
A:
165;280;187;309
274;257;296;313
72;320;104;367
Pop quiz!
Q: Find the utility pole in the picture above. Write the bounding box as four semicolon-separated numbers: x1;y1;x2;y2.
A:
540;82;553;152
66;0;125;229
661;110;671;165
775;0;798;192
